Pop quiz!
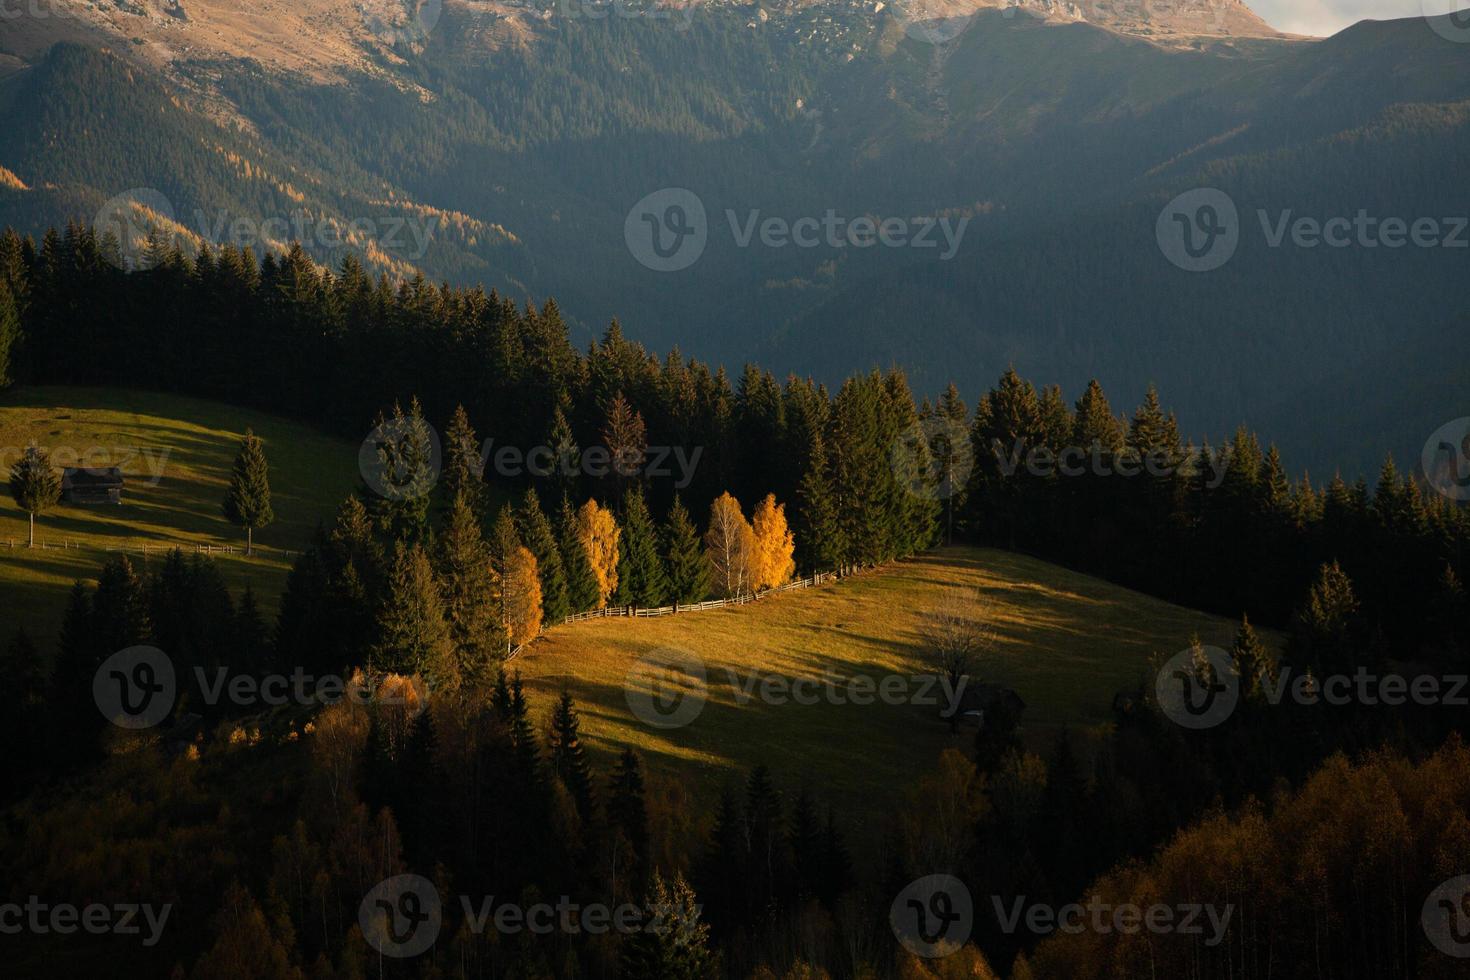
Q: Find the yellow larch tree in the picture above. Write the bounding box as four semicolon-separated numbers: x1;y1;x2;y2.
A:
576;498;621;608
504;545;544;647
750;493;796;591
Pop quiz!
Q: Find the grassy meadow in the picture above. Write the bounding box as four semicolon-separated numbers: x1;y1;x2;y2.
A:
0;386;360;645
515;546;1274;834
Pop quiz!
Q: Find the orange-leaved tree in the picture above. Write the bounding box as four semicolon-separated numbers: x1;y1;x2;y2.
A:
750;493;796;591
576;498;621;608
503;545;544;647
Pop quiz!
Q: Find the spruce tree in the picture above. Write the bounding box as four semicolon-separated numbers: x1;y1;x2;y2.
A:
616;486;668;607
517;488;570;624
546;403;580;502
663;495;711;604
618;873;717;980
608;748;650;894
796;432;840;574
434;491;502;688
0;277;18;389
441;404;485;515
91;556;151;654
1231;614;1272;702
548;690;595;823
222;429;274;556
8;444;60;548
372;543;455;688
363;400;435;543
557;495;601;614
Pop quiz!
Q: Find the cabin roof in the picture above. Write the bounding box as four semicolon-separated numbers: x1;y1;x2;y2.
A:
61;467;125;490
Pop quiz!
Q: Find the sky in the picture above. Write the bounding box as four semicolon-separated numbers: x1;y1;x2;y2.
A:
1252;0;1441;36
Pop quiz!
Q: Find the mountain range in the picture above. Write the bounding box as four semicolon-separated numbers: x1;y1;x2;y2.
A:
2;0;1467;480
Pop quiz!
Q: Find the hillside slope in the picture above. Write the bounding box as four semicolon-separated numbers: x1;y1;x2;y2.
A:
515;546;1272;829
0;386;360;644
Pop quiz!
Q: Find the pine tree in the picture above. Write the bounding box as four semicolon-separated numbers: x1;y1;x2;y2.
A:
364;399;436;543
608;747;650;895
0;278;18;389
796;432;840;574
91;556;151;654
616;486;668;607
1292;560;1362;671
1231;614;1272;701
233;585;270;675
373;543;455;687
619;872;717;980
1073;379;1123;453
50;582;99;768
434;491;502;687
517;488;570;624
7;444;60;548
441;404;485;515
663;495;711;604
559;494;601;614
548;690;595;823
602;390;647;495
546;403;580;502
222;429;274;555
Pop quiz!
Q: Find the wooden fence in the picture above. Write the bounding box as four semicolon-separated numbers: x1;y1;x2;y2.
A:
559;571;838;626
1;538;298;561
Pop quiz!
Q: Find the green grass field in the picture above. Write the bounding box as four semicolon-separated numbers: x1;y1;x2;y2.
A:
516;547;1275;831
0;386;360;647
1;387;1275;837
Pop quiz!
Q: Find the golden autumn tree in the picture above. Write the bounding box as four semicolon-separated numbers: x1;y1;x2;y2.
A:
705;492;756;598
503;545;544;647
750;493;796;591
577;498;621;608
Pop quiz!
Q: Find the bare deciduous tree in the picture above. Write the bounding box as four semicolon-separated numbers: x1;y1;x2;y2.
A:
921;588;996;728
